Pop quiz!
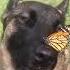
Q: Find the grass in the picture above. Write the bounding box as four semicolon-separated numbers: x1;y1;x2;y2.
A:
0;0;9;39
0;0;70;39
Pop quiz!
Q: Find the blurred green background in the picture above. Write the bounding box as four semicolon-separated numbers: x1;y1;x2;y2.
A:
0;0;70;39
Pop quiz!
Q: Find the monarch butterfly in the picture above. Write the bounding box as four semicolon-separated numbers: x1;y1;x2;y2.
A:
44;26;70;52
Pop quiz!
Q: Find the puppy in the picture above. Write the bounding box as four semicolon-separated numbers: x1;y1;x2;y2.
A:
1;0;69;70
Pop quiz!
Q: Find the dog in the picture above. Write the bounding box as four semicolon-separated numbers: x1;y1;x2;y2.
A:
0;0;69;70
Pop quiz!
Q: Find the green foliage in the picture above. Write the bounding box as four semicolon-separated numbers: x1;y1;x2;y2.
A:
0;0;9;39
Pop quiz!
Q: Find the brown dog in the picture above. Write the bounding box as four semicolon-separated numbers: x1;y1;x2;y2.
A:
0;0;69;70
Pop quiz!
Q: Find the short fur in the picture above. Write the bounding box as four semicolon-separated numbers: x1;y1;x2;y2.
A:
1;0;69;70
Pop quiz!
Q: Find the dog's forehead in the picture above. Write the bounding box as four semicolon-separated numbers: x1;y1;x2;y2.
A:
11;1;59;16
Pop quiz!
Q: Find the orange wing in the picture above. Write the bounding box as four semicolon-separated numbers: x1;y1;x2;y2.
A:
45;31;69;52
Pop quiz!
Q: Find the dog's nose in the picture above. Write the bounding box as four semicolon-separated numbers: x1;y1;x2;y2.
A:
34;45;58;62
35;52;44;62
35;47;49;62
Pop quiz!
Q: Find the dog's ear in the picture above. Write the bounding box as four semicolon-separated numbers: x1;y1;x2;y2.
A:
2;0;22;20
7;0;21;9
56;0;69;15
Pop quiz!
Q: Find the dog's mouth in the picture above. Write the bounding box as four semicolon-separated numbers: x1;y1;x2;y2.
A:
29;54;57;70
26;45;58;70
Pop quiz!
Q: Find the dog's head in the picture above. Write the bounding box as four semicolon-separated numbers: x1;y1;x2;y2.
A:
2;0;69;70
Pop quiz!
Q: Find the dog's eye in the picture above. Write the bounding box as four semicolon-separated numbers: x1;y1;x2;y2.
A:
53;20;60;27
16;10;37;28
24;10;37;28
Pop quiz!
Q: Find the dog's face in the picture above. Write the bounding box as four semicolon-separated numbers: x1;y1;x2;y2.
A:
2;0;69;70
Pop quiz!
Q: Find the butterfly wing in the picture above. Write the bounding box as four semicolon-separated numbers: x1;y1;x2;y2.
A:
45;31;69;52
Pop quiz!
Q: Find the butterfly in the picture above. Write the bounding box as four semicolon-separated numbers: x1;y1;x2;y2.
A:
44;25;70;52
